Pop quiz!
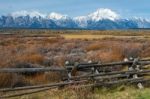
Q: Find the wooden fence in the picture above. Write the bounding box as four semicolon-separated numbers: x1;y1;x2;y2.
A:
0;58;150;98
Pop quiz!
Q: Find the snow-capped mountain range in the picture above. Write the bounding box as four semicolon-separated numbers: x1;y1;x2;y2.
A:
0;8;150;29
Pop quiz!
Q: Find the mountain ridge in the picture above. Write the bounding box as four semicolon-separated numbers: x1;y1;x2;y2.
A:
0;8;150;30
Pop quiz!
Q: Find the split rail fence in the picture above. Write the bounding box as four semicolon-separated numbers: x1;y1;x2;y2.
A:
0;58;150;98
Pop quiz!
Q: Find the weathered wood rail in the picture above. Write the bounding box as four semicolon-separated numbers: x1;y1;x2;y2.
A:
0;67;66;73
0;58;150;98
1;78;150;99
0;59;150;73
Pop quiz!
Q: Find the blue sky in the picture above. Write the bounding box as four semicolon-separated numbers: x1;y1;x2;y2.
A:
0;0;150;18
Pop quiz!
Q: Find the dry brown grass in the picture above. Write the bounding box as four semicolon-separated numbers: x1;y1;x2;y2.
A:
86;43;103;51
0;30;150;88
17;53;45;65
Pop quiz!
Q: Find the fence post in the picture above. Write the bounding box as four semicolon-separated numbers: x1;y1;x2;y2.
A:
70;62;79;77
128;57;144;89
65;61;72;82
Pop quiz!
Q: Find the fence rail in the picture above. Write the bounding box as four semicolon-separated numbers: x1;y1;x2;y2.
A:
0;60;150;73
0;67;66;73
0;58;150;98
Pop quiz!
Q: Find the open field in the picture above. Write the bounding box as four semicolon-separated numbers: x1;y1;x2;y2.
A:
7;87;150;99
61;34;150;40
0;29;150;99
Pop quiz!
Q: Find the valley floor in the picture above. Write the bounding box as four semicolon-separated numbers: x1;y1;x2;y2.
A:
0;29;150;99
10;87;150;99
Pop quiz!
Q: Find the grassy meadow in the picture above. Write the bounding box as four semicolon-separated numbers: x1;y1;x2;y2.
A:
0;29;150;99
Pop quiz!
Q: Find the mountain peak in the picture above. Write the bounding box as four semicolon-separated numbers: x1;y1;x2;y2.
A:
10;10;46;18
47;12;68;20
88;8;120;21
1;8;150;29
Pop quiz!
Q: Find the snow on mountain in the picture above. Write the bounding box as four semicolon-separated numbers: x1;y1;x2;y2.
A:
10;10;46;18
74;8;120;22
74;16;88;27
47;12;68;20
131;17;150;28
88;8;120;21
0;8;150;29
74;8;120;27
46;12;77;28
